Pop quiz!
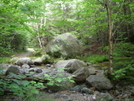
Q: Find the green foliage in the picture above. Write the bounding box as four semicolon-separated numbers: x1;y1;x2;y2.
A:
54;57;65;63
0;57;11;63
0;72;44;100
112;42;134;82
0;0;134;53
0;66;4;75
83;55;109;63
112;0;123;2
44;67;75;87
0;0;29;56
0;33;27;56
32;48;43;56
112;64;134;80
41;54;54;63
0;66;74;100
114;42;134;68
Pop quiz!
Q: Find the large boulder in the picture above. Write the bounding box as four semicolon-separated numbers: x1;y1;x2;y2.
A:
88;67;97;75
10;57;19;63
86;75;113;90
6;65;20;75
55;59;86;73
73;67;89;82
15;57;33;66
0;64;10;75
55;60;72;69
46;33;83;58
64;59;86;73
33;57;43;65
33;54;53;65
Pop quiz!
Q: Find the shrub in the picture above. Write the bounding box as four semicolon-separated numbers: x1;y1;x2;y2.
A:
0;67;75;100
32;48;43;56
112;42;134;83
112;64;134;80
44;67;75;87
113;42;134;69
0;73;44;100
82;55;109;63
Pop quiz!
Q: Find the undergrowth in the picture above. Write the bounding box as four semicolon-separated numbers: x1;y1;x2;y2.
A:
82;55;109;63
112;42;134;84
0;66;75;101
0;57;11;63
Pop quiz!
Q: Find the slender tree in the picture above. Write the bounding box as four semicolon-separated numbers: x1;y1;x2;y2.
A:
105;0;113;74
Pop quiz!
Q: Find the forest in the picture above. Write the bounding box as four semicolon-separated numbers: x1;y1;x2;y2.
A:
0;0;134;101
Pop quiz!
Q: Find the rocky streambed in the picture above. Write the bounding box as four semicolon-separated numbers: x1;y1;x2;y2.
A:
0;57;134;101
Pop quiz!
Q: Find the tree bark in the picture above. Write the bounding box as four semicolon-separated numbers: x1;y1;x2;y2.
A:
105;0;113;74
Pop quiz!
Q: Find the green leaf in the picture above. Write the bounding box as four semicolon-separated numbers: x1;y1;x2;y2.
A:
112;0;123;2
47;81;54;86
70;80;75;83
32;89;39;95
55;78;62;82
21;81;29;86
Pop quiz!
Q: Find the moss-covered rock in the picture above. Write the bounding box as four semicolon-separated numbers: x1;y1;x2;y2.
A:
46;33;83;58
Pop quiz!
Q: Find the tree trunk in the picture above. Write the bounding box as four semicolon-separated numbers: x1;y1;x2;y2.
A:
105;0;113;74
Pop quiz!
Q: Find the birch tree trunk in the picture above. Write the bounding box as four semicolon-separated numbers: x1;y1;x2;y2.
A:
105;0;113;74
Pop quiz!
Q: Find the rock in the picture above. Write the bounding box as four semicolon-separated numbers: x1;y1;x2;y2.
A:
29;68;35;72
0;63;9;69
88;67;97;75
93;92;114;101
55;60;72;69
95;70;105;75
20;68;45;79
0;95;22;101
10;57;19;63
20;68;29;74
46;33;83;58
19;64;31;74
130;86;134;96
6;65;20;75
0;64;10;75
22;64;30;69
86;75;113;90
15;57;33;66
70;85;86;92
46;64;51;67
81;87;93;94
33;57;43;65
70;85;93;95
73;67;89;82
64;59;86;73
36;68;43;73
55;59;86;73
